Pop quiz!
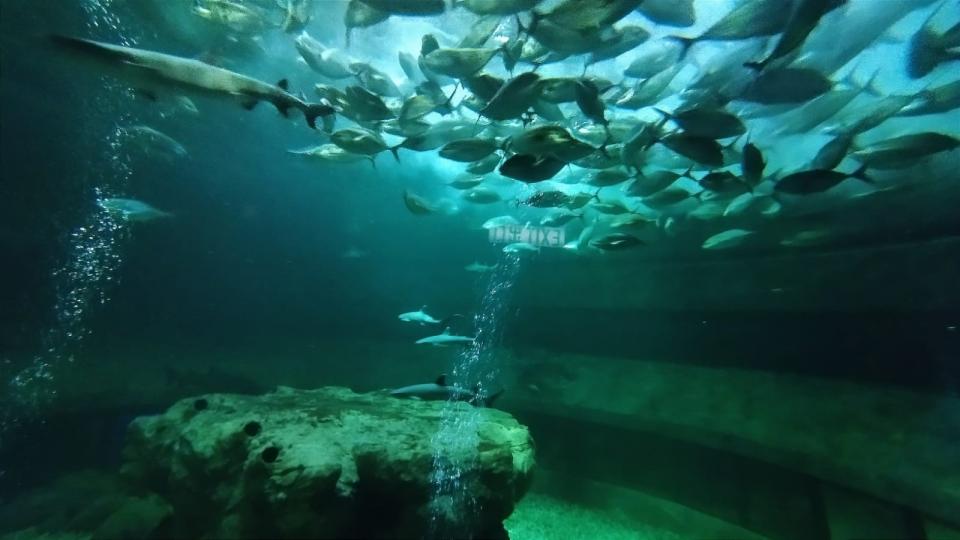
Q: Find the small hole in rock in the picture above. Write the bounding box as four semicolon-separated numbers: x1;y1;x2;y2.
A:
244;421;262;437
261;446;280;463
194;399;208;411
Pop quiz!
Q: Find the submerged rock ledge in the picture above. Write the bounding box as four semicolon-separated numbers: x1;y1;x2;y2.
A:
121;386;535;539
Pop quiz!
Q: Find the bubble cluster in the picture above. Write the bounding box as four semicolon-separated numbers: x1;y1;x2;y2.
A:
1;89;136;446
427;253;521;538
80;0;134;45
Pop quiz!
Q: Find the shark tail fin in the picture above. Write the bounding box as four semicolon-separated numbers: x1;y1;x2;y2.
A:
305;103;335;130
851;164;874;184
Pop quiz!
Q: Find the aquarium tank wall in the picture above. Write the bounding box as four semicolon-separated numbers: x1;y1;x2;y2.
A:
1;0;959;539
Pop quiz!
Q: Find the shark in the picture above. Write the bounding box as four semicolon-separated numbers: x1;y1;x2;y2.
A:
415;327;475;346
389;374;503;407
464;261;498;273
399;307;463;327
49;35;335;129
398;306;442;325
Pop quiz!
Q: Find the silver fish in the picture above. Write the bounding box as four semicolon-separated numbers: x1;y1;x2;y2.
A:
744;0;847;71
897;79;960;117
702;228;754;250
295;32;355;79
99;198;173;222
331;127;399;161
480;72;542;120
655;107;745;140
851;133;959;169
637;0;695;27
462;186;502;203
439;138;500;162
422;47;501;79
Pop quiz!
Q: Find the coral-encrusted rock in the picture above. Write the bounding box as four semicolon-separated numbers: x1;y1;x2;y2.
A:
120;386;535;539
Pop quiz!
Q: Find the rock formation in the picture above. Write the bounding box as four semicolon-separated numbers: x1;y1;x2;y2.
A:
120;386;535;539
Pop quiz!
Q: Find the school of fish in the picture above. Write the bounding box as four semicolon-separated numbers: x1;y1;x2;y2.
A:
54;0;960;253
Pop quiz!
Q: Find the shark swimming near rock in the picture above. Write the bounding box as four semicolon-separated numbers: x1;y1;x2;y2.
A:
389;374;503;407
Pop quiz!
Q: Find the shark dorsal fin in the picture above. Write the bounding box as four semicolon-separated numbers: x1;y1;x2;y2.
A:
435;374;447;386
421;304;427;311
277;78;289;91
442;327;451;335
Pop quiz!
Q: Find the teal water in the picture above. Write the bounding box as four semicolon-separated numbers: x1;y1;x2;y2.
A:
1;1;959;539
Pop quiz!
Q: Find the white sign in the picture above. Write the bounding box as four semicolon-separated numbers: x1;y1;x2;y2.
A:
488;225;566;248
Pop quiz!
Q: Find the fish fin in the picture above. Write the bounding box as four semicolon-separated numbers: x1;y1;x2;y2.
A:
321;113;336;133
664;35;696;60
472;113;483;136
276;78;289;91
743;61;765;72
860;69;883;97
515;13;535;37
435;374;447;386
389;144;401;162
851;164;873;184
241;98;259;111
443;81;460;108
368;155;377;169
724;134;743;150
442;326;451;335
598;132;612;159
681;165;695;179
304;103;335;129
653;107;672;120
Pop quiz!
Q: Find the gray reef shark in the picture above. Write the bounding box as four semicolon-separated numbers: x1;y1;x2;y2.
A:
415;326;475;346
398;306;443;325
389;374;503;407
50;35;335;129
